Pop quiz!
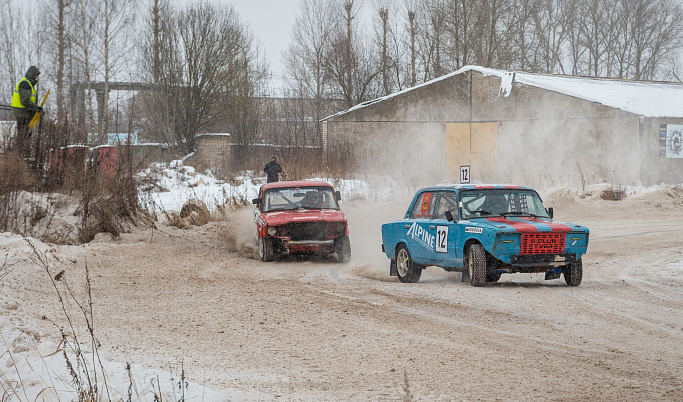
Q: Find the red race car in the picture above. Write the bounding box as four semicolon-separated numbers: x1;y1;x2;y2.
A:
252;181;351;262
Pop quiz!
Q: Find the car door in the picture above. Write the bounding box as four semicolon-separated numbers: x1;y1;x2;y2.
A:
405;191;439;264
253;188;264;241
431;191;460;268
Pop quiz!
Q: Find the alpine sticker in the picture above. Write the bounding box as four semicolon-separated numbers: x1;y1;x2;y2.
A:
407;222;434;250
465;227;483;233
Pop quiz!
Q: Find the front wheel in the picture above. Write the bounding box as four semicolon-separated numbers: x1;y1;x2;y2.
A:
396;245;421;283
564;259;583;286
467;244;486;287
335;235;351;263
258;237;275;262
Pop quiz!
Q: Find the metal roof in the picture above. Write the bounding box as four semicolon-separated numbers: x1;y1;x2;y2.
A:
324;65;683;120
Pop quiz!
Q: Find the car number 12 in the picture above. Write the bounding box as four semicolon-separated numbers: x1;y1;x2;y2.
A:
436;225;448;253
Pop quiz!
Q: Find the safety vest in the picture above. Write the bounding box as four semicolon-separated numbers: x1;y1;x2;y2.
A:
10;77;36;108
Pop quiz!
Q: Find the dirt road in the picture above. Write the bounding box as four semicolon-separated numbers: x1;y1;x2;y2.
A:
5;189;683;400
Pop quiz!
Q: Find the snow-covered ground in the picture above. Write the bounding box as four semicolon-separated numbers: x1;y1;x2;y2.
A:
2;160;682;401
137;160;680;219
1;161;415;401
136;160;414;217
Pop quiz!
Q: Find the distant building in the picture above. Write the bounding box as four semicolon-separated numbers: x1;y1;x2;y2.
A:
323;66;683;187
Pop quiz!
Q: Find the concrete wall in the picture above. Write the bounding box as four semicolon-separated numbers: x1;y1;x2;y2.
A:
641;118;683;185
325;70;683;186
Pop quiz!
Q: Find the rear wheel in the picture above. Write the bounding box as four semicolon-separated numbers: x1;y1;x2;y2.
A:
467;244;486;287
258;237;274;262
335;235;351;263
564;259;583;286
396;245;421;283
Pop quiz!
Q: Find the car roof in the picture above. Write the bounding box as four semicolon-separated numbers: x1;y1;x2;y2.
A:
260;180;333;191
418;184;536;192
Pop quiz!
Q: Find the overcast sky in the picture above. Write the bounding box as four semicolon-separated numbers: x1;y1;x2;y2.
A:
223;0;301;81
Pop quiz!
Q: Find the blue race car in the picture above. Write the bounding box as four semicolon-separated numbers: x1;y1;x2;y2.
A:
381;185;589;286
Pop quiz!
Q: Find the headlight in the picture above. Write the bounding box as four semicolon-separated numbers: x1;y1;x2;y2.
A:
267;227;277;236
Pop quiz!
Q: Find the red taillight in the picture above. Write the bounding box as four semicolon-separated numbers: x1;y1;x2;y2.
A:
520;232;565;255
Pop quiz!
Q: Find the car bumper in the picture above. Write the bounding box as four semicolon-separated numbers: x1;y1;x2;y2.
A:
285;240;334;245
509;253;577;265
275;238;335;254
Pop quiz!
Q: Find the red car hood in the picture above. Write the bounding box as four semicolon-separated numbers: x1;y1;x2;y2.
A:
261;209;347;226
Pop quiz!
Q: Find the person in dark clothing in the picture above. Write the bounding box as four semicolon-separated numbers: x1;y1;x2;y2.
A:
264;155;283;183
10;66;42;159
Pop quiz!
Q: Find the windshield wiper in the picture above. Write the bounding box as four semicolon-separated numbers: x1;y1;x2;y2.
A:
471;210;501;217
500;211;539;218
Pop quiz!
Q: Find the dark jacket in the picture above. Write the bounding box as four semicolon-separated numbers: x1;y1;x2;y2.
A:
15;66;41;120
264;161;282;182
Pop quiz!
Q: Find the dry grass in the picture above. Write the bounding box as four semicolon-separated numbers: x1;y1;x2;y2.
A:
0;238;193;401
0;117;151;244
600;186;627;201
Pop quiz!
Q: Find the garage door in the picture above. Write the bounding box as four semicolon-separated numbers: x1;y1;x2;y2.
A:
445;122;499;182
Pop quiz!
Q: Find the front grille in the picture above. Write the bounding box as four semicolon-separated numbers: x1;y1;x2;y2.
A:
521;232;565;255
289;222;328;241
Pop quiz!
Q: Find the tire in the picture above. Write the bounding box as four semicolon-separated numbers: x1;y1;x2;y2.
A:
564;259;583;286
335;235;351;263
486;273;501;283
258;237;274;262
396;245;421;283
467;244;486;287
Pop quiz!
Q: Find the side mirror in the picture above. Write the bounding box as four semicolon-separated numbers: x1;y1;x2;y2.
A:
547;207;554;219
445;210;454;222
252;198;262;205
335;190;341;201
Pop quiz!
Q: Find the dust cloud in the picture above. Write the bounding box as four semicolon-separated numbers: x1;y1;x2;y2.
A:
342;198;410;280
217;206;258;259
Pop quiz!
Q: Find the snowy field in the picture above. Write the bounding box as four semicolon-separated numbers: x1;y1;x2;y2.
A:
1;160;682;401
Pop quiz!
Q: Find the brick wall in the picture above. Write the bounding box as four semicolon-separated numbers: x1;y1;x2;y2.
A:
188;134;231;173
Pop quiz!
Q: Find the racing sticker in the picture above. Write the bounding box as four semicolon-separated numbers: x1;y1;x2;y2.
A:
436;225;448;253
465;227;483;233
406;222;435;250
421;192;432;213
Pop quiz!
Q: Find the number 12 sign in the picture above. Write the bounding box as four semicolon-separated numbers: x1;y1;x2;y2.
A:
460;165;470;184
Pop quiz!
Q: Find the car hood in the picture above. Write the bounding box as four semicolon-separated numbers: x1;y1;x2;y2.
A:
466;216;589;233
261;209;347;226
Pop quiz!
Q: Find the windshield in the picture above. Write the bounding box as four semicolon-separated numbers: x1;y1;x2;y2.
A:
460;189;550;219
262;186;339;212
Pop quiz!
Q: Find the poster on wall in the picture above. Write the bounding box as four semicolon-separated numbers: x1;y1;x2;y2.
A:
662;124;683;158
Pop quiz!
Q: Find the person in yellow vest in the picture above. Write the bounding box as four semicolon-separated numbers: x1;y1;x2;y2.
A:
10;66;42;158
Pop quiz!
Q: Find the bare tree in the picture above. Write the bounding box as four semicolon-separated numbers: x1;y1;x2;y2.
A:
326;0;381;108
139;0;180;145
373;0;393;94
42;0;73;122
532;0;574;73
72;0;98;136
420;0;447;79
0;0;22;99
283;0;339;147
140;2;266;154
94;0;137;141
625;0;683;80
406;0;418;86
